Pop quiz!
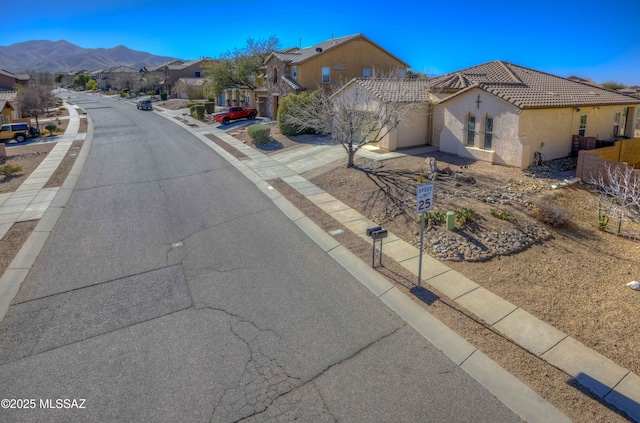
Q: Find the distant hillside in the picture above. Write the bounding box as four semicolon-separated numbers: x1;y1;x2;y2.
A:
0;40;180;73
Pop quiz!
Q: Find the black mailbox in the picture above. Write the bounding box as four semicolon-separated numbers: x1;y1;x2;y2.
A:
366;226;382;237
371;229;388;239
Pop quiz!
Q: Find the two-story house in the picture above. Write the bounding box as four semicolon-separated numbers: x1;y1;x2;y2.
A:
0;69;29;122
162;59;212;98
260;34;409;119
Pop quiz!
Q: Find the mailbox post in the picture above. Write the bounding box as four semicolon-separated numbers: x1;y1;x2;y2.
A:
366;226;387;268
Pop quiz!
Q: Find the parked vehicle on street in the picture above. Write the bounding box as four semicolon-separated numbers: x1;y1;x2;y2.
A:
0;123;34;143
213;107;257;125
137;99;153;110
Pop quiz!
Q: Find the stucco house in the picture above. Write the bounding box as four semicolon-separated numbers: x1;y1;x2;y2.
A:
260;34;409;119
429;61;640;167
0;69;29;122
96;66;139;91
332;78;433;151
348;61;640;168
162;59;211;98
0;100;14;124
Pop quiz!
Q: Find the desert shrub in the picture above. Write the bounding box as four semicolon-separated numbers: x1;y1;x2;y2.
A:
0;163;23;178
190;105;205;120
45;124;58;135
531;202;570;226
247;124;271;145
491;209;515;222
204;102;216;113
146;91;153;96
160;93;168;101
58;106;66;111
416;211;447;227
119;91;127;98
277;91;319;136
455;207;479;225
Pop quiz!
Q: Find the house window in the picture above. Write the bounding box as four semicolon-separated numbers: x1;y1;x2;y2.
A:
194;71;201;77
363;67;371;78
291;66;297;81
483;115;493;149
273;67;278;84
322;67;330;83
579;115;587;136
466;113;475;146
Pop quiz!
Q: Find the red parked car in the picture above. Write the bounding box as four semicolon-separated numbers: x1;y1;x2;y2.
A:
213;107;257;125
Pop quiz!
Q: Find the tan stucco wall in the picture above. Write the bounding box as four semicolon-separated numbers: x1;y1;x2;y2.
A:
434;88;522;166
297;38;407;91
380;105;430;150
519;104;638;165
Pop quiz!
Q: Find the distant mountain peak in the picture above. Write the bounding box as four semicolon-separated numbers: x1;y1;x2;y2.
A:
0;40;180;73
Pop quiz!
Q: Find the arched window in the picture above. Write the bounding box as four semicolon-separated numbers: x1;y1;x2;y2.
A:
273;67;278;84
483;115;493;149
466;113;475;146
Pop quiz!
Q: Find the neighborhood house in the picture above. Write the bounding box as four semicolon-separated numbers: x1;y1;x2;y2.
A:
258;34;409;120
340;60;640;168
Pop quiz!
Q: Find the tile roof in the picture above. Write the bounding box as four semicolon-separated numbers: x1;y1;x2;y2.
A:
0;91;18;101
338;78;432;102
431;61;640;108
281;75;303;90
0;69;29;81
269;34;409;67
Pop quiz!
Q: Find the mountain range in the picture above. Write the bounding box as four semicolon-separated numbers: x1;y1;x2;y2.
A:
0;40;180;74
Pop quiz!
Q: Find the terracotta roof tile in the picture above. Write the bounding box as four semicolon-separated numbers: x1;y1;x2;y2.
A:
349;78;432;102
431;61;640;108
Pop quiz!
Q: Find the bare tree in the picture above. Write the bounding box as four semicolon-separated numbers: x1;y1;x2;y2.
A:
281;75;430;168
140;72;164;94
174;79;203;100
586;163;640;234
202;35;280;98
15;77;56;130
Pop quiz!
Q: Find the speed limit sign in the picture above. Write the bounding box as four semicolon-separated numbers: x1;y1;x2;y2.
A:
416;184;434;213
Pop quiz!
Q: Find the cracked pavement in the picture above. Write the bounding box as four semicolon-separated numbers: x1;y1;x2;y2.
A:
0;94;521;422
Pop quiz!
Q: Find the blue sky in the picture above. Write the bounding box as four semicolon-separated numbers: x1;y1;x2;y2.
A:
3;0;639;86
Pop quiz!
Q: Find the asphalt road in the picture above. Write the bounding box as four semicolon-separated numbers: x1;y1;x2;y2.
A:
0;94;521;422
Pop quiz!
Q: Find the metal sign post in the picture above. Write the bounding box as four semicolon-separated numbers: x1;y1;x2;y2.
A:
416;184;434;288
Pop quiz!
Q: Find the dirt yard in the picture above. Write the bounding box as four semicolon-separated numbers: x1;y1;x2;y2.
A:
234;123;639;422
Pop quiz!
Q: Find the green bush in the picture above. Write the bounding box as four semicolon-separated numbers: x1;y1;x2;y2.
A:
247;124;271;145
146;91;153;96
416;211;447;227
58;106;67;111
45;124;58;136
490;209;514;222
277;91;319;136
160;93;168;101
120;91;127;98
0;163;23;178
204;102;216;113
455;207;479;225
190;105;205;120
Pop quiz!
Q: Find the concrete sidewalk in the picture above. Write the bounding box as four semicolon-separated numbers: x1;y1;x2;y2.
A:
158;107;640;422
0;102;90;321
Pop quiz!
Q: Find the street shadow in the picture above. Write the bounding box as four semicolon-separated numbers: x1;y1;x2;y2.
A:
410;286;439;305
568;372;638;421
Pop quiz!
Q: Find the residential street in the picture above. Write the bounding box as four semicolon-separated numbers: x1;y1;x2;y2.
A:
0;93;524;422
